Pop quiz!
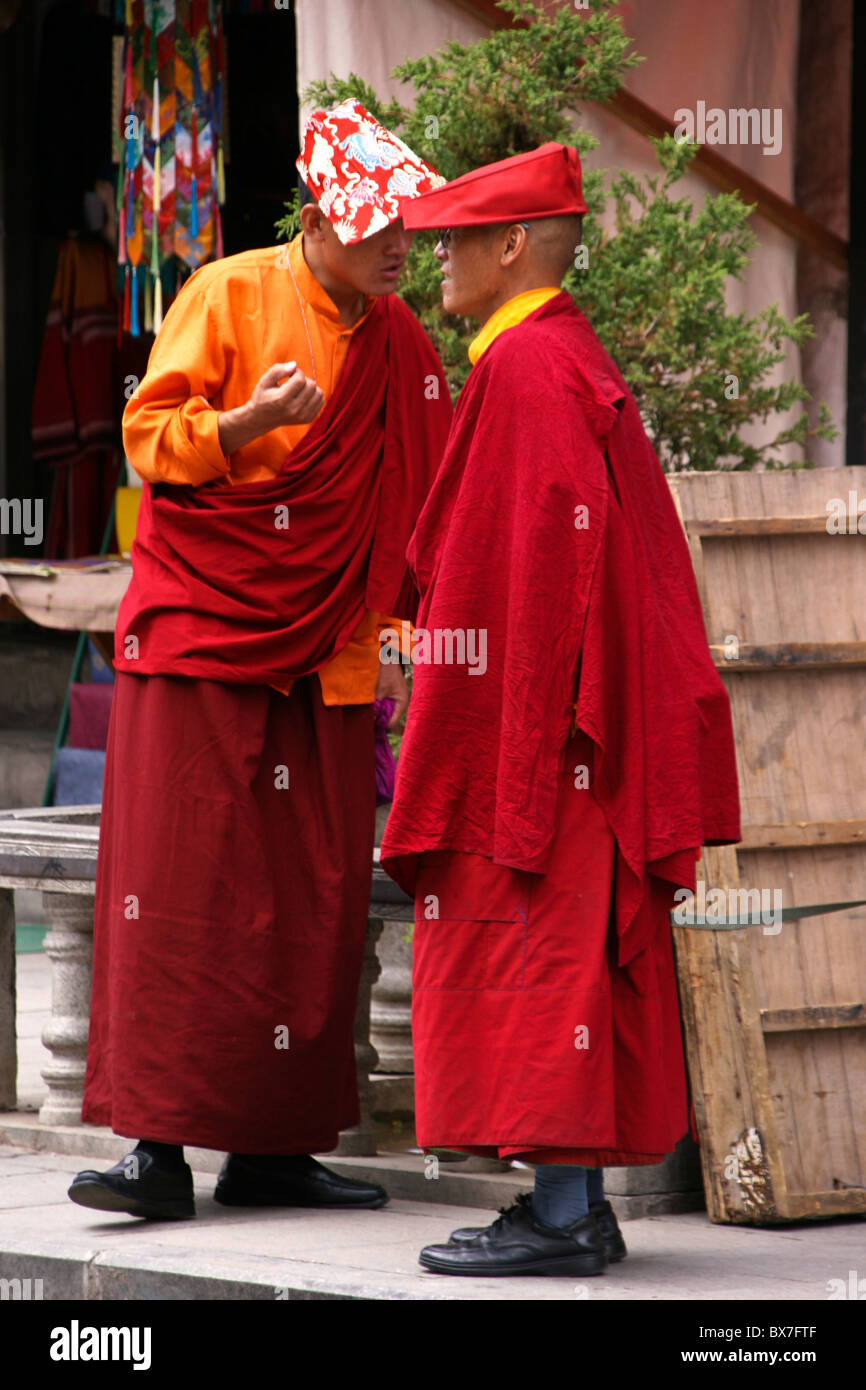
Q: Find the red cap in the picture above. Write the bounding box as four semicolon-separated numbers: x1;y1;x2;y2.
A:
399;142;587;229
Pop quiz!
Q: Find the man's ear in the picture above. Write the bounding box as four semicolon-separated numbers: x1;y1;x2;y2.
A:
500;222;528;267
300;203;328;241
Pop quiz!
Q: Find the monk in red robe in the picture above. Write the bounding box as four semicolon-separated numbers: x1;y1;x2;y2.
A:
68;100;451;1221
380;143;741;1276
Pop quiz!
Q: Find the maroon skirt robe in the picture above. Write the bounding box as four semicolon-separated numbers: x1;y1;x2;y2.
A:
83;672;375;1152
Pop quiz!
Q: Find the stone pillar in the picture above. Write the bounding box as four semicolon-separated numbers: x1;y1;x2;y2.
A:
334;915;384;1156
39;890;93;1126
0;887;16;1109
370;920;413;1073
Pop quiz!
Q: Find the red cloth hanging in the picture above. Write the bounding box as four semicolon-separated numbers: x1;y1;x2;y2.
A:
31;238;121;558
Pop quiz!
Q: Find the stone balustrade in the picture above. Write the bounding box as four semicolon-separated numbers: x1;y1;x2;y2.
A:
0;806;413;1153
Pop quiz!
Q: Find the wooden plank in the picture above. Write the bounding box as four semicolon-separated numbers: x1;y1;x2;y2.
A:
761;1004;866;1033
710;641;866;671
701;476;866;1217
672;845;789;1223
691;516;860;536
667;477;711;634
739;820;866;850
721;674;864;827
671;468;866;1222
785;1190;866;1219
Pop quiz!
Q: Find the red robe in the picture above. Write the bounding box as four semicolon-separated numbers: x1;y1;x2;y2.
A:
380;292;740;1162
114;293;450;682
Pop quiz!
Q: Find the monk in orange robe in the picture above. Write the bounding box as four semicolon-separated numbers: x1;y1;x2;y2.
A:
69;100;451;1221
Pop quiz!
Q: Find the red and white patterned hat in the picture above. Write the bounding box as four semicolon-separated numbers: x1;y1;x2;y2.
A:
296;98;446;245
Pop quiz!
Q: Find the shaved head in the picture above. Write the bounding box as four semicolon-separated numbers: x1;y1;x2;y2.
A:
479;213;583;280
523;214;584;280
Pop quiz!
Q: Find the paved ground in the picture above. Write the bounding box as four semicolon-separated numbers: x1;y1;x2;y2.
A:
1;1143;863;1301
5;950;863;1301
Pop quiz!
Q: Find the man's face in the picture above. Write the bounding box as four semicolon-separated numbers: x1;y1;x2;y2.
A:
434;225;505;318
303;206;415;297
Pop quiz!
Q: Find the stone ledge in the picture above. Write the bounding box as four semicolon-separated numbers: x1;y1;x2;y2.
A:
0;1237;463;1302
370;1072;413;1114
0;1115;704;1220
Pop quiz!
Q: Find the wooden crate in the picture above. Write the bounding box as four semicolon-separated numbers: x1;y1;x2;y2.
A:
667;467;866;1223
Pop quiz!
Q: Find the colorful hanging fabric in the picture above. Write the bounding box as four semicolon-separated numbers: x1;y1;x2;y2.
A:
115;0;225;335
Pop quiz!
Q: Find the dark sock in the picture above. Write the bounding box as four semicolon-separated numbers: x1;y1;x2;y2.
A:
532;1163;589;1228
134;1139;186;1169
586;1166;605;1206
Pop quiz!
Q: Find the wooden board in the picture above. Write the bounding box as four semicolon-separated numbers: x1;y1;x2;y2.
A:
667;467;866;1223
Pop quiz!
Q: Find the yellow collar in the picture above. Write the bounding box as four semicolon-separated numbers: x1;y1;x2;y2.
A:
468;287;561;364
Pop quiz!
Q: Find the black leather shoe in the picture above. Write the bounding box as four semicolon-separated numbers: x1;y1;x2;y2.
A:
213;1153;389;1209
448;1197;627;1262
67;1151;195;1220
419;1192;607;1276
588;1199;627;1261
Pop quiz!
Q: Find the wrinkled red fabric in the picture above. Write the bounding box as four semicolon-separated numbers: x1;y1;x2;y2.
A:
114;294;451;684
381;292;740;966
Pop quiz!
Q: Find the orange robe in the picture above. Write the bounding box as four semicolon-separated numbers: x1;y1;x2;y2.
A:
121;232;406;701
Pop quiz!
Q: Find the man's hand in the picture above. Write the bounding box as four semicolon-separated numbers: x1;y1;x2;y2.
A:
250;362;325;429
217;362;325;455
375;659;409;730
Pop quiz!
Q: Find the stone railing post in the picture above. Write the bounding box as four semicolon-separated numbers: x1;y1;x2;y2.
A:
39;890;94;1126
335;914;384;1156
0;887;16;1109
370;920;414;1073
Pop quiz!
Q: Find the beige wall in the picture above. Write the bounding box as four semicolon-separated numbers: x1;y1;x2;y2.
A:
583;0;808;465
295;0;488;118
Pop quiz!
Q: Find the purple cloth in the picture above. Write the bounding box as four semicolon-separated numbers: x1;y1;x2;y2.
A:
68;682;115;749
374;698;396;805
